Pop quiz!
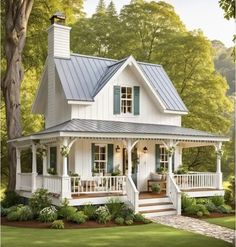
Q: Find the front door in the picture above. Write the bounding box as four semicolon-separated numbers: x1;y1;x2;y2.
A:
122;147;139;187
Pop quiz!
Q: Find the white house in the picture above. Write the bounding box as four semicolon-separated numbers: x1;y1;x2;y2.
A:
10;13;228;217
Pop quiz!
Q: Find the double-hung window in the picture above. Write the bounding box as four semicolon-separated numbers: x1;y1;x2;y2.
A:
94;144;107;174
121;86;132;114
160;147;168;170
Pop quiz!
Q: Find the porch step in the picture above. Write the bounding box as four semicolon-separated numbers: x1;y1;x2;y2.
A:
139;196;171;205
138;202;173;211
140;208;177;218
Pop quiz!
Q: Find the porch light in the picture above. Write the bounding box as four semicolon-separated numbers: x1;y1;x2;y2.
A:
116;145;121;153
143;146;148;153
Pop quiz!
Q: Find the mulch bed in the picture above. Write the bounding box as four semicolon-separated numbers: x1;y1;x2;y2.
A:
182;213;235;219
1;217;144;229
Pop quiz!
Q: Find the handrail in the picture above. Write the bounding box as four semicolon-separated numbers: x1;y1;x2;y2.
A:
169;175;181;215
126;176;139;213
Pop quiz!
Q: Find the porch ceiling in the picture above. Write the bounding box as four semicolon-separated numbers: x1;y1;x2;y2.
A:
9;119;228;145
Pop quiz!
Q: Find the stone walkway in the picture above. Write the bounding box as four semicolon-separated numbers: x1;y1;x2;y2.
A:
152;215;235;243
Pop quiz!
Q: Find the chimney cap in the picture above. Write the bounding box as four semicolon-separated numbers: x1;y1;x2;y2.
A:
50;12;66;25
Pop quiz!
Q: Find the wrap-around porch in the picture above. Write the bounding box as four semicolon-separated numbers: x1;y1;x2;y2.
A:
14;135;225;215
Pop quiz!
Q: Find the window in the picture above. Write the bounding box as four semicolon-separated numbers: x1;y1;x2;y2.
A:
50;147;57;170
94;144;107;175
121;87;132;114
160;147;168;170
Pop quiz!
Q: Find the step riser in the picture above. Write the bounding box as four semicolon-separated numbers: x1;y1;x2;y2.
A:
139;198;171;204
143;210;177;218
139;204;174;211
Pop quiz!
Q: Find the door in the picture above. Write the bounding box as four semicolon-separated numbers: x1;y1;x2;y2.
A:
122;147;139;187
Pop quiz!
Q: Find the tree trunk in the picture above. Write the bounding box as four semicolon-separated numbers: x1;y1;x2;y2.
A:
1;0;34;191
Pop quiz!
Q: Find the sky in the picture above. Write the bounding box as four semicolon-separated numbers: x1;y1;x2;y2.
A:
84;0;235;47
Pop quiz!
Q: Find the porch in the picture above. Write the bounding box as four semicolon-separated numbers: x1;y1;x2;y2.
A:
11;119;228;216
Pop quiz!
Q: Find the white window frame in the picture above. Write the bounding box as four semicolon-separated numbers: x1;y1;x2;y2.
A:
93;144;107;175
160;146;168;170
120;86;133;114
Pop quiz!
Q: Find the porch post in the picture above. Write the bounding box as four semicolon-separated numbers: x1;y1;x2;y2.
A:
127;139;132;177
215;142;223;189
31;143;37;193
61;137;71;200
16;147;21;190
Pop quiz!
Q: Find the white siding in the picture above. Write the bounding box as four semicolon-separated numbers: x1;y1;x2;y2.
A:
71;66;181;126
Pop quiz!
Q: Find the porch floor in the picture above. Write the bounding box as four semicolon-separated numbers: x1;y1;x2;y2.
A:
72;192;125;199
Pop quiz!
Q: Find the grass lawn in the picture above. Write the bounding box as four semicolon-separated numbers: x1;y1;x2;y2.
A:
204;216;235;230
1;224;231;247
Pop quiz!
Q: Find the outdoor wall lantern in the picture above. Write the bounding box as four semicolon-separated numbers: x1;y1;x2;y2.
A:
116;145;121;153
143;146;148;153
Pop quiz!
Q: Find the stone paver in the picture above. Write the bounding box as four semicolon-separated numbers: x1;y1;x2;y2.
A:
152;215;235;243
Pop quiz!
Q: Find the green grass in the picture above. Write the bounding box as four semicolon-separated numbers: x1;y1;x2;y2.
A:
204;216;235;230
1;224;231;247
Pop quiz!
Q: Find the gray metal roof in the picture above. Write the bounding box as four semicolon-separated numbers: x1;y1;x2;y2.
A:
35;119;222;139
54;54;188;112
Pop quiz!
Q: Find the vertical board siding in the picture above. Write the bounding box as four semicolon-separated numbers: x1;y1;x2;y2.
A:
107;144;114;173
113;86;121;114
133;86;140;115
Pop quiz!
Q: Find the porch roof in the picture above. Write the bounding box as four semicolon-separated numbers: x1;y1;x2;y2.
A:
10;119;228;143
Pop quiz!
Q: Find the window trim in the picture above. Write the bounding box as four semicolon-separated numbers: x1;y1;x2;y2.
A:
120;86;133;115
160;146;168;170
93;143;107;175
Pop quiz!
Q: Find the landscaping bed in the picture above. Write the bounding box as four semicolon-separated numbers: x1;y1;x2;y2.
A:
1;217;145;229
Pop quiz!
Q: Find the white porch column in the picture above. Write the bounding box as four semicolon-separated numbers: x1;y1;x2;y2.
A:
60;137;71;200
31;143;37;192
16;148;21;190
62;138;69;177
127;139;132;177
215;142;223;189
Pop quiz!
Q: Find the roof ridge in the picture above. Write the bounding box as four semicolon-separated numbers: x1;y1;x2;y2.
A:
137;61;161;67
107;56;129;67
70;53;117;62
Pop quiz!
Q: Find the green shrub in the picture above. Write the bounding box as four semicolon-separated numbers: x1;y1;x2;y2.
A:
7;211;20;221
196;198;209;205
58;206;77;220
1;206;8;217
1;191;21;208
125;219;133;225
224;190;233;205
133;213;146;222
197;211;203;217
211;196;224;207
115;217;124;225
68;211;87;224
38;206;57;223
17;205;33;221
29;189;52;216
205;201;217;213
51;220;65;229
217;204;232;214
106;198;123;219
117;204;134;220
181;194;196;212
95;206;111;224
185;204;209;215
82;204;97;220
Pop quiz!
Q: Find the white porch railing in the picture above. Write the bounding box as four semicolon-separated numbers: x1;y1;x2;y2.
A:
18;173;32;191
43;175;62;194
174;172;218;190
71;176;126;195
126;176;139;213
169;175;181;215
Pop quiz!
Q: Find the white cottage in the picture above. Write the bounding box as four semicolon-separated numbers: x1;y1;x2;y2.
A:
11;14;228;217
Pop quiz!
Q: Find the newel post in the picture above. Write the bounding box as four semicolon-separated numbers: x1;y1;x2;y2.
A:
215;142;223;190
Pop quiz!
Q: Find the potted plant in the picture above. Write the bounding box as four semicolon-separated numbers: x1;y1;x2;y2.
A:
161;167;167;180
69;172;80;186
151;168;162;180
151;184;161;194
111;167;121;176
47;168;57;175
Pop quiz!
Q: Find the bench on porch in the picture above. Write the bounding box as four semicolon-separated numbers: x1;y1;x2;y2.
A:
147;179;166;192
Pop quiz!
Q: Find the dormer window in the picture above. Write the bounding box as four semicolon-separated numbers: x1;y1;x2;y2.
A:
121;87;132;114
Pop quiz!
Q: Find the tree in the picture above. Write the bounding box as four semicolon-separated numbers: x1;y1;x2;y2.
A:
1;0;34;191
96;0;106;15
219;0;235;19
